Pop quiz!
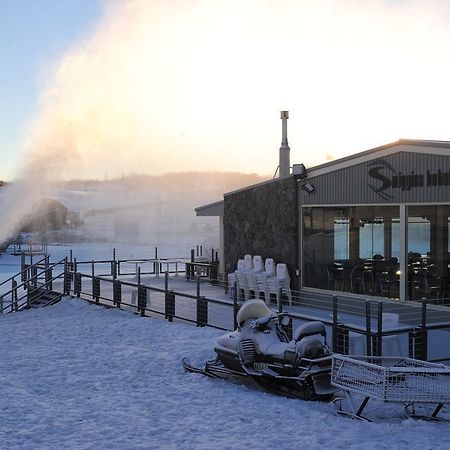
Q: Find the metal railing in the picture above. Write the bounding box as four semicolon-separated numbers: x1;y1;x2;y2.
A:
2;255;450;363
0;258;66;314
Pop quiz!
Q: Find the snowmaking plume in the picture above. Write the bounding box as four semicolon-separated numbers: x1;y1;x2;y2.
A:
2;0;450;243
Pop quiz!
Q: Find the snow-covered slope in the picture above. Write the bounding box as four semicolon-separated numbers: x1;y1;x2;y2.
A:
1;299;449;449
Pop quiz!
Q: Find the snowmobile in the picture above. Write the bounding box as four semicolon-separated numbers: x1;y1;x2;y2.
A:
183;299;337;401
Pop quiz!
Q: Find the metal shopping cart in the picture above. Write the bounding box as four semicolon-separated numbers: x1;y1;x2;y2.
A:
331;354;450;422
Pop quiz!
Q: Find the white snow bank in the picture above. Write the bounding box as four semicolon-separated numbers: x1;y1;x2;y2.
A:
0;298;449;450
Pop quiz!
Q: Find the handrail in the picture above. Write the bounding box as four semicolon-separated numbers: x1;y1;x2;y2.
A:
0;258;66;298
0;256;48;288
0;270;65;314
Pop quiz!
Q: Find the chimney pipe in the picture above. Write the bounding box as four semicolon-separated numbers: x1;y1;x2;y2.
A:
279;111;290;178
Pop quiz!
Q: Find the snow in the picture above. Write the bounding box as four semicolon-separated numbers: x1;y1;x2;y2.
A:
1;299;450;449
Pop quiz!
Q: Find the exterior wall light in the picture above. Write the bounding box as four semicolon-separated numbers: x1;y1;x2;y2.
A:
301;182;315;194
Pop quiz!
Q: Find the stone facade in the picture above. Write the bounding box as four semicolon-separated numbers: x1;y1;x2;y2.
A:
223;177;299;289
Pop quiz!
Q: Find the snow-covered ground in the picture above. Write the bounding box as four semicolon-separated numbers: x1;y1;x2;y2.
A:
1;298;449;449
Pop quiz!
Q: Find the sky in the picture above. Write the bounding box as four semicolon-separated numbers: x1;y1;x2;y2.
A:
2;0;450;181
0;0;103;179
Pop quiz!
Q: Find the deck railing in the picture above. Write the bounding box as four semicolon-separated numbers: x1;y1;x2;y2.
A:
2;254;449;363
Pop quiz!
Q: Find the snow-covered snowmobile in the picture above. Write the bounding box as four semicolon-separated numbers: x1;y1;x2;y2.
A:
183;299;336;401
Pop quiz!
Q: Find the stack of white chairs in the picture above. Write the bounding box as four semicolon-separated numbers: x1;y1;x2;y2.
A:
228;256;292;306
234;255;253;301
264;263;293;306
227;259;245;298
245;255;266;301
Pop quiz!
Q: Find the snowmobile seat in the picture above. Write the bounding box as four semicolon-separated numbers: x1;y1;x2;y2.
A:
293;321;326;343
236;299;273;326
296;337;329;359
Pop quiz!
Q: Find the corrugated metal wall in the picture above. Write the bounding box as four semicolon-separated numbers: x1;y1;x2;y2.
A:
301;151;450;205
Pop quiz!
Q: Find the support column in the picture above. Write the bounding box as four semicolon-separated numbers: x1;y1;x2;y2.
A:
400;204;408;302
219;215;224;281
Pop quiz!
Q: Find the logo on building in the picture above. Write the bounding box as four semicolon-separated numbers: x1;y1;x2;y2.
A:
367;159;396;200
368;159;450;200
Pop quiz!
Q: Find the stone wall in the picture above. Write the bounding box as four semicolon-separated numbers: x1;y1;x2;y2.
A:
223;177;299;289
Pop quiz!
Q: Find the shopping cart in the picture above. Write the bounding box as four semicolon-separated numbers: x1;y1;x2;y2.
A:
331;354;450;422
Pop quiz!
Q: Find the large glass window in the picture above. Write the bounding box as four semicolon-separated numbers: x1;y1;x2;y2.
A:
408;205;450;302
303;206;400;298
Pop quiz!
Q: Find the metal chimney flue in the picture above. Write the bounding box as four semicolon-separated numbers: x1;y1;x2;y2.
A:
279;111;290;178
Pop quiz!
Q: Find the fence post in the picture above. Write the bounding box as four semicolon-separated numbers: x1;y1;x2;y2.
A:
113;280;122;308
194;275;206;326
138;285;147;317
31;264;37;288
365;301;371;357
165;291;175;322
12;279;18;312
111;248;116;278
233;281;239;330
196;276;201;300
63;258;70;296
375;301;383;357
421;298;428;361
191;249;195;262
45;264;52;291
332;295;337;353
21;252;25;282
165;270;169;293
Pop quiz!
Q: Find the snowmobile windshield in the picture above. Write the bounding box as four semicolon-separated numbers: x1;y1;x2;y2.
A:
236;299;274;326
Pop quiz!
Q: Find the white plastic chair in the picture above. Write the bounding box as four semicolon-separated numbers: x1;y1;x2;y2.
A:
244;254;253;271
252;255;264;273
244;256;265;301
236;270;251;301
232;259;251;301
227;259;245;298
264;258;275;277
265;263;292;306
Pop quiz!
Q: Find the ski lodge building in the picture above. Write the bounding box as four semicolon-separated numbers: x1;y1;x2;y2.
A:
196;113;450;303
